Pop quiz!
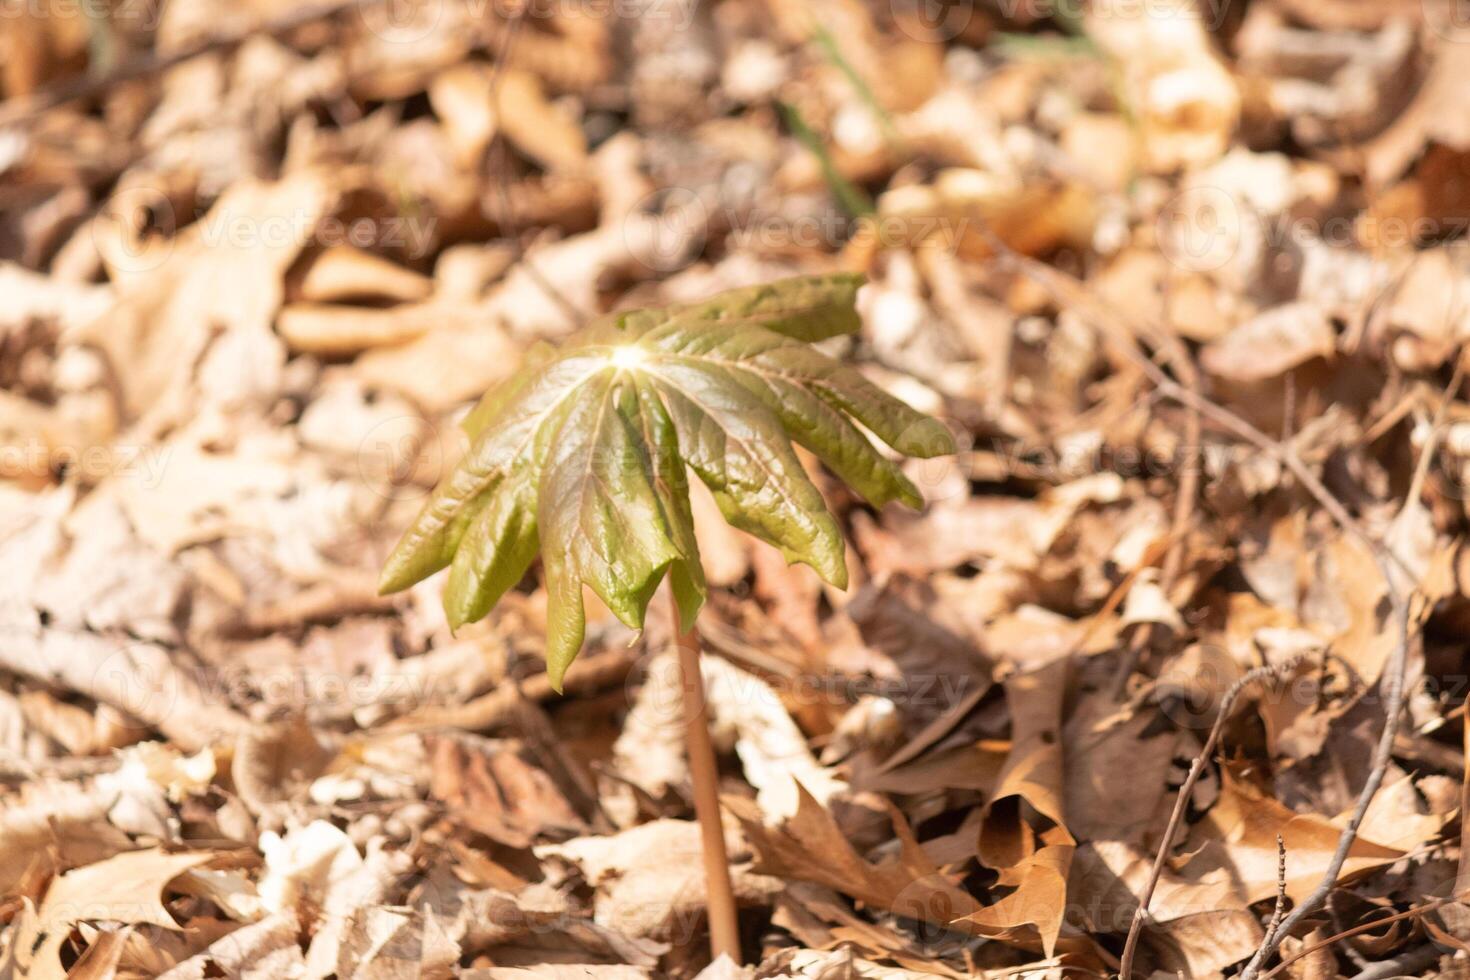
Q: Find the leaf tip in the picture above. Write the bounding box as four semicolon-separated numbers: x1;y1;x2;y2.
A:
828;561;850;592
808;541;849;592
897;482;925;511
442;596;467;632
898;417;957;459
377;562;410;597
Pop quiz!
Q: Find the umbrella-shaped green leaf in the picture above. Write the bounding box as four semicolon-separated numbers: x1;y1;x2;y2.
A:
380;273;954;690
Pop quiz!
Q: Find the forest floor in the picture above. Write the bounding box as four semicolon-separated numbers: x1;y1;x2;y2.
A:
4;0;1470;977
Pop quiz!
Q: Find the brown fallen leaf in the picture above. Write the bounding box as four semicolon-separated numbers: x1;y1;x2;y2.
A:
4;848;217;980
352;316;522;413
153;913;304;980
1188;765;1405;905
1358;35;1470;187
1200;302;1337;382
287;244;432;305
728;786;983;938
0;262;112;335
1068;841;1262;977
979;657;1071;866
276;302;446;356
966;657;1077;956
612;650;845;825
428;734;584;847
61;926;131;980
0;623;248;753
1085;0;1238;172
956;835;1075;957
331;905;460;980
874;171;1097;263
76;171;336;424
462;968;651;979
537;819;780;943
1062;694;1183;847
231;713;335;813
432;64;588;174
429;64;499;168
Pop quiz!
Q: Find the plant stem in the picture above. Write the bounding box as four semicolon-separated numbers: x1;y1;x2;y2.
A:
671;596;741;964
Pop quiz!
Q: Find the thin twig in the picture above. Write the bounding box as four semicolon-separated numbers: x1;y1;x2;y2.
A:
1238;362;1465;978
1349;944;1442;980
987;242;1415;582
1117;658;1305;979
1261;835;1288;953
1402;355;1465;521
1237;563;1411;978
986;239;1438;980
1258;898;1448;980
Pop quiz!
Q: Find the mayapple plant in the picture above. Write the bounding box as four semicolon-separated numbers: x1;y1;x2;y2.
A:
379;272;953;962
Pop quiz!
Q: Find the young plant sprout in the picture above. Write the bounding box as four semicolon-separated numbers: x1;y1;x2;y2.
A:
379;273;953;963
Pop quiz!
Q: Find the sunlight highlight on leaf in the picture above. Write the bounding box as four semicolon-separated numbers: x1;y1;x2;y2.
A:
379;273;953;686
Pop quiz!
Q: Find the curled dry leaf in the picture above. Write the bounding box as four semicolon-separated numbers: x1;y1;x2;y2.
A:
613;650;845;823
288;245;433;305
5;848;217;980
537;819;780;943
1200;302;1337;383
728;785;983;938
1085;0;1239;172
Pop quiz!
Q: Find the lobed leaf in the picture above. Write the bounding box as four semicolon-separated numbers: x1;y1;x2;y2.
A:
379;273;953;687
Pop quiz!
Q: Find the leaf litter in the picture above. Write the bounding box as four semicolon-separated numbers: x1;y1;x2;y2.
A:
3;1;1470;977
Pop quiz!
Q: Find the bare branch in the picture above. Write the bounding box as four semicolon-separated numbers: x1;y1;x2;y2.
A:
1118;658;1305;980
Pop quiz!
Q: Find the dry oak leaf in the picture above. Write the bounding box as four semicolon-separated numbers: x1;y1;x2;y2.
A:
1067;841;1261;978
1188;766;1404;905
962;656;1077;957
462;968;650;979
979;657;1072;868
427;734;584;847
154;913;305;980
955;836;1075;958
727;785;984;937
73;171;335;421
3;848;216;980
